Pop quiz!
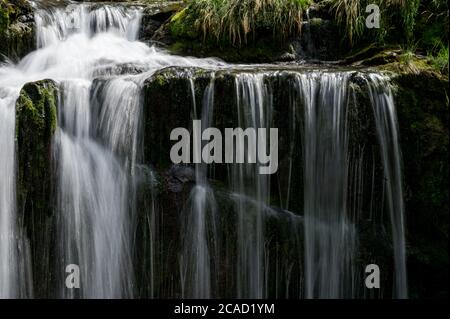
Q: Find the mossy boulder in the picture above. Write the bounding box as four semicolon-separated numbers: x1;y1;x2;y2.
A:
15;79;58;298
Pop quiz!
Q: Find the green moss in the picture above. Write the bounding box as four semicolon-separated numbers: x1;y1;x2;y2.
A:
16;80;58;137
154;73;168;87
0;4;10;32
169;7;198;39
16;79;58;205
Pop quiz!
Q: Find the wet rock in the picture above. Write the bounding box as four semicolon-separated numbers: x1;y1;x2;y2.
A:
92;62;147;77
143;66;212;170
165;164;195;193
15;79;59;298
296;18;343;61
392;71;449;298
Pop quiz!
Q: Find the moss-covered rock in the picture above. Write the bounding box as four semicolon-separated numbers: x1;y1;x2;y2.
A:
153;19;296;63
0;0;35;61
138;0;184;43
15;79;58;298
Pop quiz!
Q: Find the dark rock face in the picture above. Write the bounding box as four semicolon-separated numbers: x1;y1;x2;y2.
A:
142;67;382;214
393;72;449;298
143;67;212;170
15;79;59;298
141;66;449;298
165;165;195;193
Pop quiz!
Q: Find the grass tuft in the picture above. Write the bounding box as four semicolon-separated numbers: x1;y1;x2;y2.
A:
171;0;311;47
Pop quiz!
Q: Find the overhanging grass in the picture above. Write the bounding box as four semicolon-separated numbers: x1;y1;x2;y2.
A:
331;0;420;46
170;0;311;46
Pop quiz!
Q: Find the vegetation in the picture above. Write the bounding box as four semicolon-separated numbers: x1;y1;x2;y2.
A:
330;0;448;73
166;0;448;73
418;0;449;73
330;0;419;46
430;45;449;73
170;0;311;46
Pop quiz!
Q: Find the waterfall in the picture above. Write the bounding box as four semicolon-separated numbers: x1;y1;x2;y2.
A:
297;72;356;299
366;74;408;298
42;3;143;298
0;50;34;301
54;76;140;298
34;3;142;48
233;73;272;298
0;93;20;298
0;0;410;300
0;1;222;298
181;78;219;298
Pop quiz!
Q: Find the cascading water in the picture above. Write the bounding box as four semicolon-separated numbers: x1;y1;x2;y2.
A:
34;2;142;48
0;90;20;298
0;0;410;300
43;3;145;298
181;78;219;298
366;74;408;299
0;0;222;298
232;73;271;298
297;72;356;299
42;4;221;298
